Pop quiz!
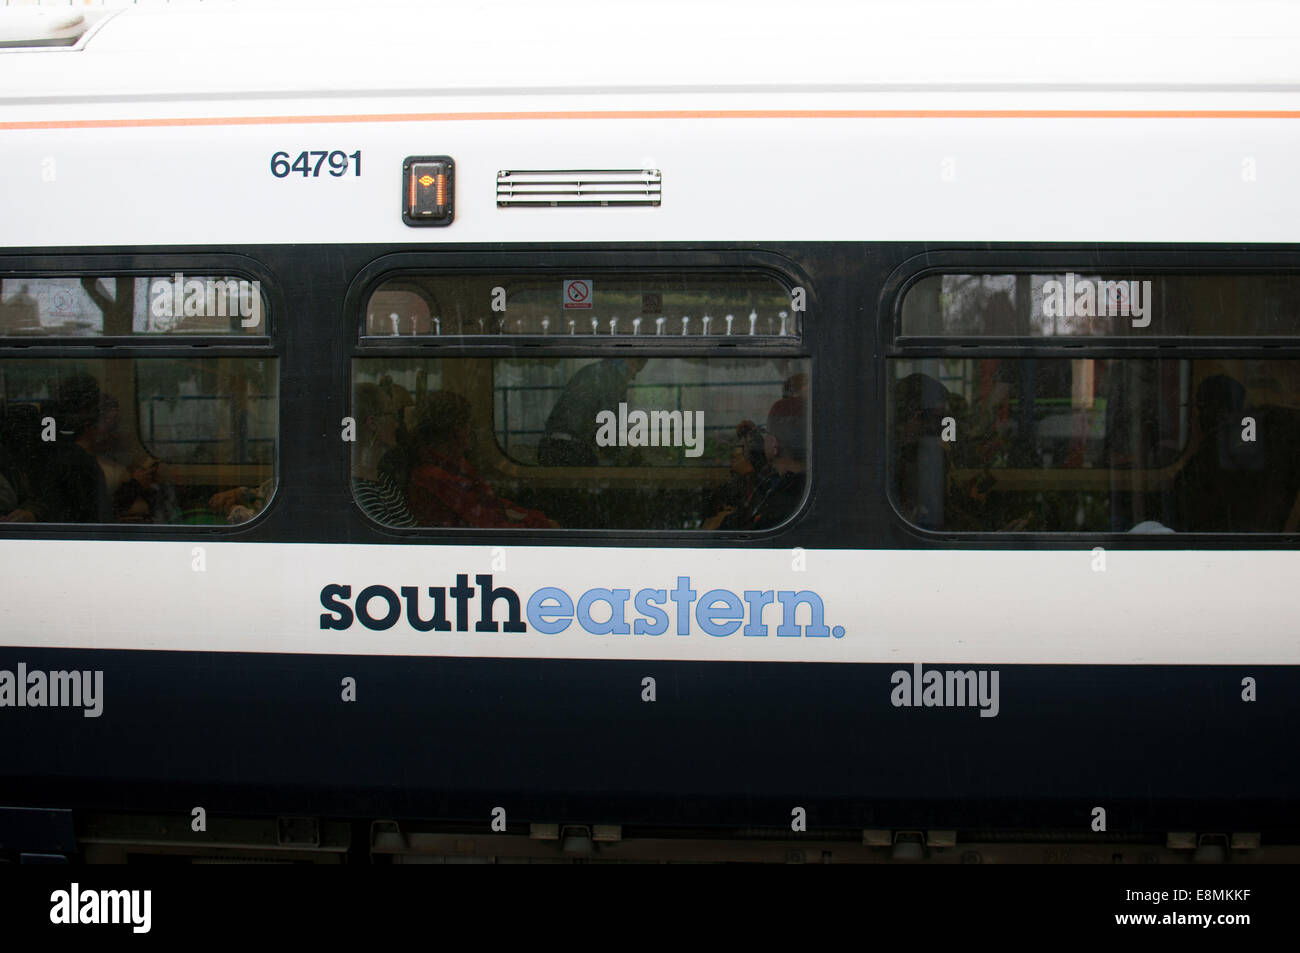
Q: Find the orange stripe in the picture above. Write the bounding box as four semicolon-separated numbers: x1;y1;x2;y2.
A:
4;108;1300;131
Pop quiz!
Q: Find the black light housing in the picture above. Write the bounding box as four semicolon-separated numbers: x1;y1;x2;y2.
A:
402;156;454;226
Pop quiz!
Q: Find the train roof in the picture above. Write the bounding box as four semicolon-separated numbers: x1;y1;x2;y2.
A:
2;0;1300;108
4;0;1300;246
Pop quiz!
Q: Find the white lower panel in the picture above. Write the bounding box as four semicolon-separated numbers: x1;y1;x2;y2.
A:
0;540;1290;664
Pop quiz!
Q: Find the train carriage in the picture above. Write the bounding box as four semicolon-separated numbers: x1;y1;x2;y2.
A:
1;0;1299;862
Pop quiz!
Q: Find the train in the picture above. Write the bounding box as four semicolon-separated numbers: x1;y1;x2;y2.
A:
2;0;1299;863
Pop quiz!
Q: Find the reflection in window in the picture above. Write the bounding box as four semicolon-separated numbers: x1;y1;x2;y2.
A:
890;357;1300;532
0;276;265;337
352;357;810;531
901;273;1300;337
363;273;798;339
0;358;277;524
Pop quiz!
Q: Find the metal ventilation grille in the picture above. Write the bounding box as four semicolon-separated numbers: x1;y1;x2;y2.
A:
496;169;662;207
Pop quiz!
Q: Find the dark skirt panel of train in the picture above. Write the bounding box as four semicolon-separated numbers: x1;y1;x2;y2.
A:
0;648;1294;836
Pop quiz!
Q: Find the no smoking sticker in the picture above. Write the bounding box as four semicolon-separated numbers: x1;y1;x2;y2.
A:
563;279;593;309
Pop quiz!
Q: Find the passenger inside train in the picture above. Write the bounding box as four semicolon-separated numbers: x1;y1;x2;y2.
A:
0;274;276;526
889;358;1300;533
351;357;811;532
350;271;812;531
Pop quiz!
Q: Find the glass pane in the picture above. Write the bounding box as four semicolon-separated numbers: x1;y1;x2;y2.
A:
352;356;810;530
364;273;798;339
0;358;277;524
0;275;265;336
889;357;1300;532
901;273;1300;337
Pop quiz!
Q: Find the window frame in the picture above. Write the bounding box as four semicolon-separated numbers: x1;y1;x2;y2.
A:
0;253;281;534
887;249;1300;350
345;249;815;539
881;247;1300;541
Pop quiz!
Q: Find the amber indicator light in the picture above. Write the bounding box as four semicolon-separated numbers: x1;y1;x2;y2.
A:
402;155;454;226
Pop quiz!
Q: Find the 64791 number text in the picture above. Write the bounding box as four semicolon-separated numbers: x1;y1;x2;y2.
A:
270;150;361;178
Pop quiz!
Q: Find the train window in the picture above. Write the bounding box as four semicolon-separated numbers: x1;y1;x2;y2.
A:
900;273;1300;338
1;357;277;525
351;356;809;530
889;357;1300;533
0;275;266;336
364;273;798;339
